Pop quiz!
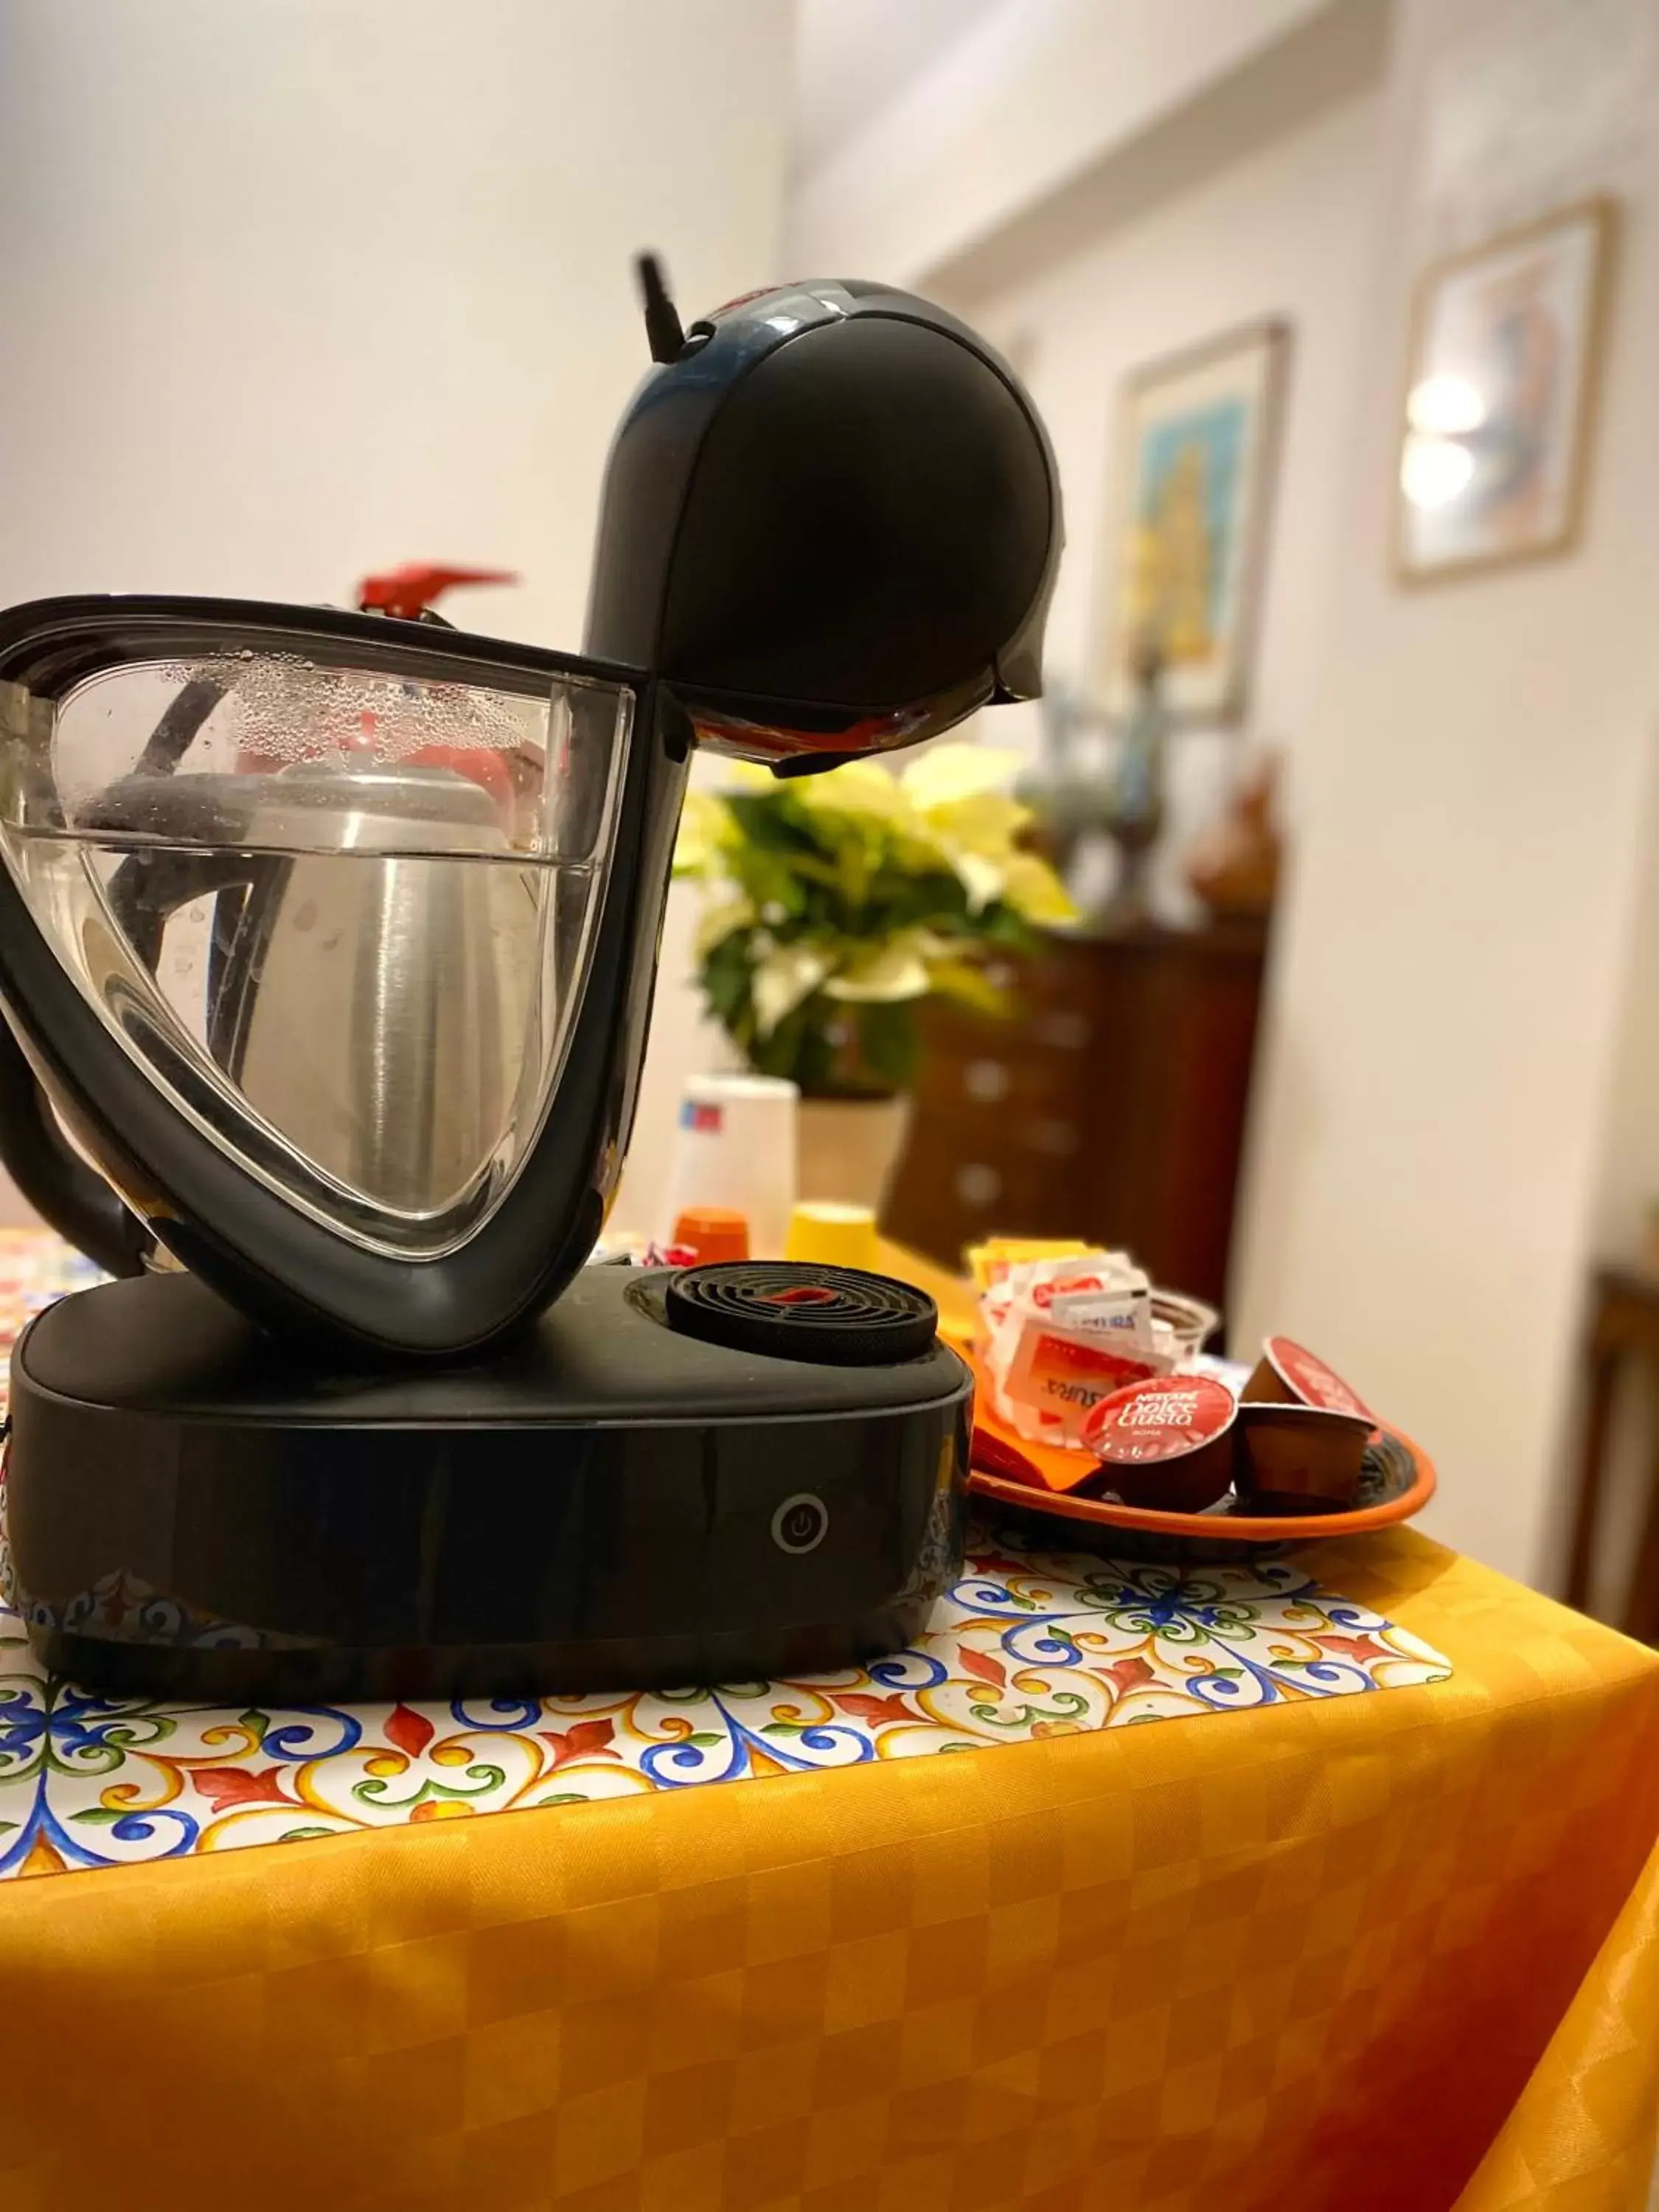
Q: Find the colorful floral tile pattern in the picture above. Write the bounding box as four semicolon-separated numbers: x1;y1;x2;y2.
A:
0;1233;1450;1877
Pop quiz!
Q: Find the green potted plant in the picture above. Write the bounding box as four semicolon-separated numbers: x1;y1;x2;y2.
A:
672;744;1076;1208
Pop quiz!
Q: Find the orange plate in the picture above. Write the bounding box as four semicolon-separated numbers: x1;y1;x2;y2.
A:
966;1353;1436;1543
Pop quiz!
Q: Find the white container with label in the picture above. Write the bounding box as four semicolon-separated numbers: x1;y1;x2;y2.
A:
659;1074;799;1259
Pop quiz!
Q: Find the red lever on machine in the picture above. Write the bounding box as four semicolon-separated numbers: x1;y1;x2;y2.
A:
356;563;519;621
345;563;524;807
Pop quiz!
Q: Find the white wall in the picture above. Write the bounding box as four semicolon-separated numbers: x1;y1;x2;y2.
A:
939;81;1385;914
789;0;1004;183
0;1;789;641
609;773;737;1244
952;0;1659;1586
0;0;790;1236
1231;0;1659;1582
1590;745;1659;1266
787;0;1335;286
782;0;1659;1590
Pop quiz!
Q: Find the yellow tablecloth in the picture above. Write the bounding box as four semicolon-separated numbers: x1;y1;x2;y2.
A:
0;1523;1655;2211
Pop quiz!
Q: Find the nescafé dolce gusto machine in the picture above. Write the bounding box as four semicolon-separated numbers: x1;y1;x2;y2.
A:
0;268;1060;1699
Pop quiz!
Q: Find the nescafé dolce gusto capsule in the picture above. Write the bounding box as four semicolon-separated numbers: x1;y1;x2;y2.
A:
1242;1335;1376;1425
1082;1373;1238;1514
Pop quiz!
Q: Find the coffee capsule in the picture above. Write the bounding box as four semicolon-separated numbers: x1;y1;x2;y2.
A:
1235;1401;1372;1513
1241;1335;1375;1426
1082;1373;1238;1514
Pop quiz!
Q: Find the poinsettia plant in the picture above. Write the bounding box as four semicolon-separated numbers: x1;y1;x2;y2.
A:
671;745;1075;1098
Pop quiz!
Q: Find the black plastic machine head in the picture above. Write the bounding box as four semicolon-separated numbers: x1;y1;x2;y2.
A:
586;261;1060;768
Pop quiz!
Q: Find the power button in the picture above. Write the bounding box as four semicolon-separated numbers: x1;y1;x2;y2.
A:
771;1492;830;1555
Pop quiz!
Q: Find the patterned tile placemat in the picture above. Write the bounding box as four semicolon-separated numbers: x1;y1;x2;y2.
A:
0;1540;1450;1877
0;1232;1450;1877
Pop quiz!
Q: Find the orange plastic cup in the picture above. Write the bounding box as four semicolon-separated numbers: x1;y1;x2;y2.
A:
671;1207;751;1263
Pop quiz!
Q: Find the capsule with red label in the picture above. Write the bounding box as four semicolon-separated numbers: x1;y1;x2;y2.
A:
1081;1373;1239;1514
1241;1335;1376;1427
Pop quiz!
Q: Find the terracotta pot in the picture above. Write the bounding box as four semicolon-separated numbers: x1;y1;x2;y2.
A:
796;1094;914;1214
1185;754;1281;921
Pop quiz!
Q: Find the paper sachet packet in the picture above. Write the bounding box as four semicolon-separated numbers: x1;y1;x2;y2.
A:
981;1248;1181;1445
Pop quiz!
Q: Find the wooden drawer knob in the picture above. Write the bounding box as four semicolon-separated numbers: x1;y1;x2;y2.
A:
955;1163;1002;1208
1033;1011;1091;1050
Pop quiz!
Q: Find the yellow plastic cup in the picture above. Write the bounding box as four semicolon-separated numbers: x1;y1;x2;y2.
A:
784;1200;879;1271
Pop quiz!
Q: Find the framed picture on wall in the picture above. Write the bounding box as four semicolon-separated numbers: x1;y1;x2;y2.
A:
1100;318;1290;724
1394;198;1614;584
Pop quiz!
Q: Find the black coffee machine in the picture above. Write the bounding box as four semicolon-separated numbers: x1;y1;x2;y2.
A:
0;267;1060;1700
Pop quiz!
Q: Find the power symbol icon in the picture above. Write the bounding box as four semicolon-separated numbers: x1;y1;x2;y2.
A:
771;1493;829;1555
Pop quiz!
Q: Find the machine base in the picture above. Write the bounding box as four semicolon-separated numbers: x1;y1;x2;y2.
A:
4;1268;970;1703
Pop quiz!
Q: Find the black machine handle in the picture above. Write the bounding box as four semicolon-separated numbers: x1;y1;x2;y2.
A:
0;676;237;1280
0;1013;147;1277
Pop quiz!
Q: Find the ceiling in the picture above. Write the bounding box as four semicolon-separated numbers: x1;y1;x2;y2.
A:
789;0;1007;175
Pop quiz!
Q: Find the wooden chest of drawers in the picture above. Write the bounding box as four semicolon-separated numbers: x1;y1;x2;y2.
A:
883;920;1268;1319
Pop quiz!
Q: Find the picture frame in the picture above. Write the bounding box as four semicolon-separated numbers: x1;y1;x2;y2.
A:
1099;317;1290;726
1394;198;1614;585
